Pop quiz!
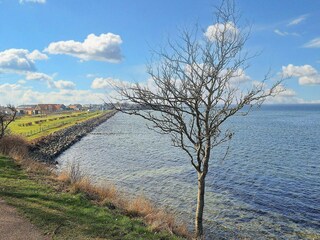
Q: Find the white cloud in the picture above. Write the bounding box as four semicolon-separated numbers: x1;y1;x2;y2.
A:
0;83;24;92
282;64;320;85
274;29;286;36
26;72;52;81
27;50;48;61
19;0;46;4
274;84;296;97
0;49;36;72
91;77;131;89
0;48;47;73
18;80;27;84
274;29;299;37
25;72;76;90
230;68;250;83
205;22;239;42
265;85;303;104
0;83;103;105
50;80;76;90
282;64;317;77
303;37;320;48
287;15;307;26
86;73;98;78
91;77;112;89
45;33;123;63
298;75;320;85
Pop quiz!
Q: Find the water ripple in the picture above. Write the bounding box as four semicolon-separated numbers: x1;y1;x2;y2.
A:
57;107;320;239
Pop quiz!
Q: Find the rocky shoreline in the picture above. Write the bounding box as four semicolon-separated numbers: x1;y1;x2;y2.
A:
28;110;117;163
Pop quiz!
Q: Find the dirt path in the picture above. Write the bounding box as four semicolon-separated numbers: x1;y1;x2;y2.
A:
0;199;49;240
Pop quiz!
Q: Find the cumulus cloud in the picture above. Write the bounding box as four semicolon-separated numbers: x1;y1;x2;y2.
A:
205;22;239;42
0;83;24;92
91;77;131;89
282;64;317;77
229;68;251;84
274;84;296;97
19;0;46;4
303;37;320;48
91;77;112;89
28;50;48;61
264;85;305;104
0;49;36;72
282;64;320;85
26;72;52;81
298;75;320;85
287;15;307;26
45;33;123;62
0;83;105;105
50;80;76;90
25;71;76;90
0;48;47;73
18;80;27;84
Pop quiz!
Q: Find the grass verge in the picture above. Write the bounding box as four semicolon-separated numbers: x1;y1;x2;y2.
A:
0;155;184;240
58;162;190;238
9;111;108;141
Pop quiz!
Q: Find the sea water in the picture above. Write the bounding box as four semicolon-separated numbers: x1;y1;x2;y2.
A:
57;105;320;239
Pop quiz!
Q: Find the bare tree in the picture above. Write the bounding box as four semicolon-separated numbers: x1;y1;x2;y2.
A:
112;1;281;239
0;105;17;139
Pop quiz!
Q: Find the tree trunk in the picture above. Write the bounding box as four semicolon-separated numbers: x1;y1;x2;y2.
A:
195;172;205;239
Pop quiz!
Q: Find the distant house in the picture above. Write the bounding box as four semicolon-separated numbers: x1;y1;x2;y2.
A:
16;104;66;115
16;105;37;115
68;104;82;111
35;104;66;114
82;104;108;111
57;104;67;111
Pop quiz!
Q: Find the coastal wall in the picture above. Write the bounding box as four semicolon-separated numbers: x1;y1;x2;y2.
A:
29;110;117;163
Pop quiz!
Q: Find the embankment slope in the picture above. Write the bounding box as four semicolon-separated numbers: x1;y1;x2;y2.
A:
29;110;117;163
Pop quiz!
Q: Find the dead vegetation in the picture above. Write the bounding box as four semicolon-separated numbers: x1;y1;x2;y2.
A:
0;134;29;160
0;134;191;238
58;161;191;238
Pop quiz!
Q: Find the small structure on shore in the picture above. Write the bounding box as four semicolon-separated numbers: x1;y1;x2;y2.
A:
16;104;66;115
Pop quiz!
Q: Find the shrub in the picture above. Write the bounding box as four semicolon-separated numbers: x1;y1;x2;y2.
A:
67;161;84;184
0;135;29;160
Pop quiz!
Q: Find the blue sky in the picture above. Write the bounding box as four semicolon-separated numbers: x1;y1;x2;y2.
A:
0;0;319;105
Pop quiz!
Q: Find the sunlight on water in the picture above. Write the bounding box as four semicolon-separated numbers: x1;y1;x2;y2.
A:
57;105;320;239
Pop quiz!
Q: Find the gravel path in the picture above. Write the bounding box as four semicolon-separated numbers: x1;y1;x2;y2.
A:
0;199;49;240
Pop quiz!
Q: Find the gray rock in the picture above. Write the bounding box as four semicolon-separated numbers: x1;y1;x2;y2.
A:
29;110;117;163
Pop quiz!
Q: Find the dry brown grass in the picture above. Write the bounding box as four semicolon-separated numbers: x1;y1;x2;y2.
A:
0;134;52;177
125;195;155;216
57;163;118;202
0;135;191;238
20;158;52;176
57;162;191;239
123;195;190;238
56;170;70;182
72;178;118;202
0;134;29;160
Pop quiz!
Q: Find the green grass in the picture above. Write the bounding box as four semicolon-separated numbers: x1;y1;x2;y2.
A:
9;111;108;141
0;156;181;239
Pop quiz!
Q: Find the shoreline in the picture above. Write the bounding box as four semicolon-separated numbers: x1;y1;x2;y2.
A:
0;110;190;239
28;110;117;163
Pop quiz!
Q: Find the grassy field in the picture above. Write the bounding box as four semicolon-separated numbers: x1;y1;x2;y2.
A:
9;111;107;141
0;155;181;240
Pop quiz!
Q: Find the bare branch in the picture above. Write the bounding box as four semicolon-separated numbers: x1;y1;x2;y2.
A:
0;104;17;139
107;1;282;238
